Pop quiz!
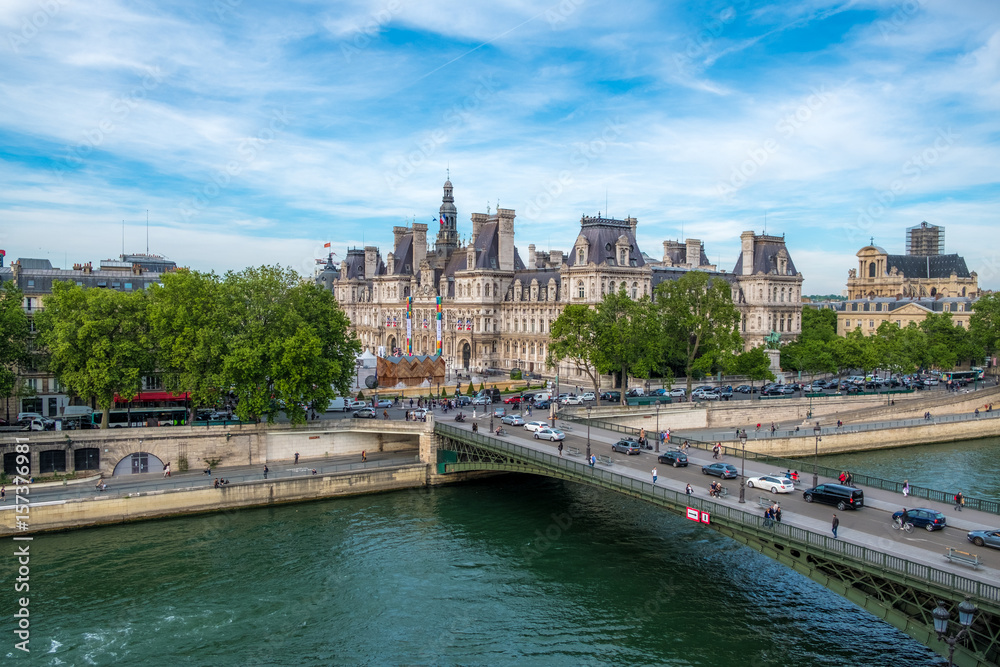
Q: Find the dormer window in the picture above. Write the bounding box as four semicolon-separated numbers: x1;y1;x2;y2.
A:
620;249;627;265
578;248;585;263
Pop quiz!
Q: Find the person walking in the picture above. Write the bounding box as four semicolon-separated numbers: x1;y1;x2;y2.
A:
1;485;5;502
163;461;171;478
263;465;269;479
685;483;693;496
902;480;910;497
831;514;839;538
557;442;563;456
589;454;596;467
954;491;964;511
294;452;299;464
651;467;658;485
362;450;367;462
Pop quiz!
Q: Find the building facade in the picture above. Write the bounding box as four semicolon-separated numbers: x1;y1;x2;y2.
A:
324;179;804;379
0;254;176;420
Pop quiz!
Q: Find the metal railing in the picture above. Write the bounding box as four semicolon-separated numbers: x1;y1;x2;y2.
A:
435;423;1000;605
559;414;1000;516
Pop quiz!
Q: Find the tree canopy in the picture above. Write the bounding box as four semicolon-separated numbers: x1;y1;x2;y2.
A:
0;281;32;418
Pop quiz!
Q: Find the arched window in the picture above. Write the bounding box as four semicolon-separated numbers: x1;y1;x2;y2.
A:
869;262;876;278
578;248;585;263
757;316;761;329
485;283;490;297
632;282;638;299
780;288;785;303
578;280;585;299
476;284;481;297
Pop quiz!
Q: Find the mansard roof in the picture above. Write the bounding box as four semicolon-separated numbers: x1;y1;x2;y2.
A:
393;234;414;275
341;249;370;281
732;235;799;276
565;216;645;268
884;253;971;279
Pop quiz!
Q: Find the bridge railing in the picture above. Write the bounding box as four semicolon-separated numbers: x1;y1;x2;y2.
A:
436;423;1000;606
559;415;1000;516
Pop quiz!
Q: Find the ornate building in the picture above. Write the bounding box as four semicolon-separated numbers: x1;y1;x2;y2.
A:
322;178;804;377
730;231;804;349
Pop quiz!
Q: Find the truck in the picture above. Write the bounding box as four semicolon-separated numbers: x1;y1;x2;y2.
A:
324;397;348;412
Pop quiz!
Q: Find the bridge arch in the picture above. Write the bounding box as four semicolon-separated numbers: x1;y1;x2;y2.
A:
112;452;165;476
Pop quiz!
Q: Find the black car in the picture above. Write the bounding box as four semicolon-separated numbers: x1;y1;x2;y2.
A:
893;508;946;531
601;391;622;402
657;450;688;467
802;483;864;510
455;396;472;406
701;463;738;479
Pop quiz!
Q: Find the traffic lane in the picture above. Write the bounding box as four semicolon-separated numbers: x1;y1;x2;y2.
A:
21;450;415;503
507;428;1000;570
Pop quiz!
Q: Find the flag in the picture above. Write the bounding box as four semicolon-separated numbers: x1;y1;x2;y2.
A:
323;242;331;248
439;212;445;226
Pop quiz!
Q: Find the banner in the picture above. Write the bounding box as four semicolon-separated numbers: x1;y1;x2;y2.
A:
435;296;442;355
406;297;412;355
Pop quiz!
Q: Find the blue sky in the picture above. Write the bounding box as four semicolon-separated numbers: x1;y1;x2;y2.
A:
2;0;998;294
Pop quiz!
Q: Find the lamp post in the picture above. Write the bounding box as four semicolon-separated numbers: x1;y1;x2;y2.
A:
933;598;977;667
586;405;592;459
738;432;747;503
813;424;822;488
655;401;661;452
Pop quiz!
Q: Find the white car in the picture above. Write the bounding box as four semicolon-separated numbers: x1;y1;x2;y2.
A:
581;392;596;401
523;420;548;432
534;427;566;441
668;388;686;397
692;388;719;400
561;395;584;405
347;400;368;410
746;475;795;494
768;472;800;489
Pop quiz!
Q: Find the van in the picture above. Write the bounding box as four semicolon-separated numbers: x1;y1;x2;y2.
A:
477;387;501;404
802;484;864;511
325;397;348;412
533;391;552;402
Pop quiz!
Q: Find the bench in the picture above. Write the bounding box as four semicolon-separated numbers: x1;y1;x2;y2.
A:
596;454;614;466
565;446;581;457
757;496;774;509
944;548;982;570
708;485;728;499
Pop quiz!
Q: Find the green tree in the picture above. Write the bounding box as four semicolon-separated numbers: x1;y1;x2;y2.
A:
217;266;360;424
655;271;742;393
548;304;602;397
970;293;1000;373
0;282;31;421
592;287;661;402
35;282;153;429
732;346;775;396
148;269;225;423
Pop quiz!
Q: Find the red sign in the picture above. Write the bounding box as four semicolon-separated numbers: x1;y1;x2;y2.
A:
700;511;711;525
686;507;699;522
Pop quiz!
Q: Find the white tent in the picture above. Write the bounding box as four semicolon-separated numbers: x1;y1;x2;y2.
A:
358;350;377;368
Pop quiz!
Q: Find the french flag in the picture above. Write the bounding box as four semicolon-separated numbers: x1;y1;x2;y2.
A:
439;212;446;226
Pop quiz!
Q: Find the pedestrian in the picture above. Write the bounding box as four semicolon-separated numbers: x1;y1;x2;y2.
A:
902;479;910;497
214;478;220;489
263;465;269;479
383;409;389;420
665;428;671;443
0;485;5;502
558;442;563;456
685;483;693;496
791;470;799;482
712;443;720;460
954;491;964;511
975;408;980;418
294;452;299;464
589;454;596;467
832;513;839;538
362;450;367;462
770;422;776;435
163;461;171;478
410;398;414;408
652;467;658;484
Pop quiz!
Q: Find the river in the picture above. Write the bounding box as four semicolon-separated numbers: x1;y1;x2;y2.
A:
6;474;942;665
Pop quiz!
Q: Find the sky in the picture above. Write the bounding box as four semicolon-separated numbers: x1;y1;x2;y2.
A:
1;0;998;295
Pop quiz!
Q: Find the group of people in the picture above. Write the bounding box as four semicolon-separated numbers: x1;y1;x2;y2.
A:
709;481;724;498
838;470;855;486
764;502;782;523
213;478;231;488
712;442;723;459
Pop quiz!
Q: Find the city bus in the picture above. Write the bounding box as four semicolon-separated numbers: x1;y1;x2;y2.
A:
940;368;985;384
93;407;188;428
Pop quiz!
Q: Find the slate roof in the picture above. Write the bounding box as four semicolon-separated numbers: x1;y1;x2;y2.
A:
341;249;369;280
732;236;798;276
473;221;499;270
393;234;414;275
885;253;970;279
565;216;645;268
839;296;976;313
15;258;53;270
651;266;732;291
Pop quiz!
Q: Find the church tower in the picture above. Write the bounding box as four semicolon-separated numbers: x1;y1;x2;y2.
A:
434;176;459;257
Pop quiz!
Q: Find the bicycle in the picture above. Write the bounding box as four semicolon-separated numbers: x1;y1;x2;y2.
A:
891;517;913;533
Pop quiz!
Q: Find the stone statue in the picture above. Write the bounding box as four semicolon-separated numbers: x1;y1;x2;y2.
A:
764;331;782;349
848;268;857;279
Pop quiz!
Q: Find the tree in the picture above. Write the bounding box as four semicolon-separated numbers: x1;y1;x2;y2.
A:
920;312;981;369
0;282;31;421
217;266;360;424
732;346;775;396
548;304;602;397
35;282;153;429
970;293;1000;374
148;269;225;423
592;287;661;402
655;271;742;393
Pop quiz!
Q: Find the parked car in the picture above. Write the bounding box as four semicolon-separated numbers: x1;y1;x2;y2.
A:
669;388;687;397
523;421;548;432
657;450;688;467
348;400;368;410
561;395;584;405
892;508;946;531
746;475;795;494
535;400;551;410
503;395;522;405
471;396;492;405
501;414;525;426
719;386;733;399
534;428;566;441
967;528;1000;549
492;407;506;418
601;391;621;402
352;407;377;419
455;396;472;406
611;439;642;455
375;398;393;408
626;388;645;397
802;484;864;510
692;388;719;400
701;463;738;479
581;392;596;401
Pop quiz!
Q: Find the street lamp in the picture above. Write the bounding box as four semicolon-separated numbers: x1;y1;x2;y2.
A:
586;405;592;459
813;424;822;488
738;432;748;503
655;401;661;453
932;598;977;667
